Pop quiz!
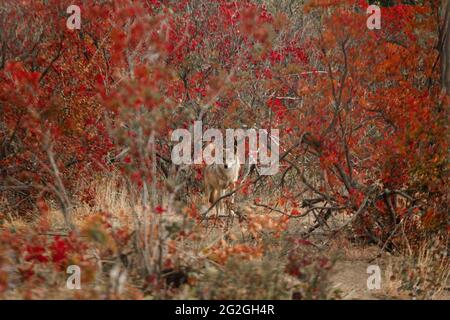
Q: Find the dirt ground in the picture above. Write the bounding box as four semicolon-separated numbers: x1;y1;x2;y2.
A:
330;260;381;299
279;209;449;300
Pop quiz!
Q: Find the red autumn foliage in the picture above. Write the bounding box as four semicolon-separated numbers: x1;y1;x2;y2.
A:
0;0;448;299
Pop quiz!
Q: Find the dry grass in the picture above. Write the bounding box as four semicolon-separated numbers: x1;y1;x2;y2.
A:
1;175;448;300
380;240;450;300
